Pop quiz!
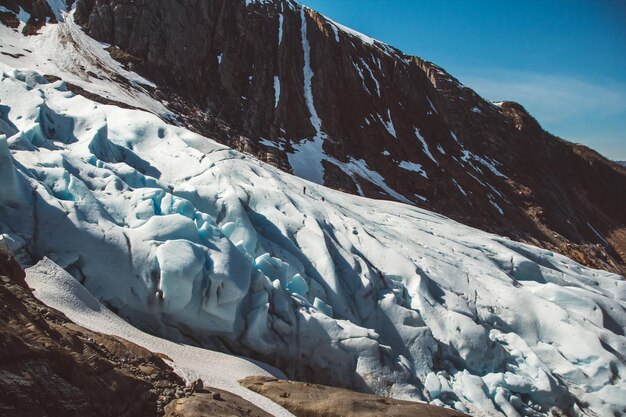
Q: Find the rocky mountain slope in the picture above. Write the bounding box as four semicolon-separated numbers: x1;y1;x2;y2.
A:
67;0;626;275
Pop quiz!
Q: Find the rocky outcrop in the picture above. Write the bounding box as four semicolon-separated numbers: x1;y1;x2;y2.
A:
0;0;72;34
241;376;470;417
66;0;626;275
164;390;272;417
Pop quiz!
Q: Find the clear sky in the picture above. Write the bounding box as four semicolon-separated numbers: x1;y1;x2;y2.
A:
299;0;626;161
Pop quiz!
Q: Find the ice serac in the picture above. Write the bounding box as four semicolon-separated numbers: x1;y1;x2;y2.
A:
0;67;625;417
0;134;27;208
64;0;626;276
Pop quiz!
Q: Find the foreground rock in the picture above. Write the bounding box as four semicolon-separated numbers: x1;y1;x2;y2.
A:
164;390;272;417
241;376;470;417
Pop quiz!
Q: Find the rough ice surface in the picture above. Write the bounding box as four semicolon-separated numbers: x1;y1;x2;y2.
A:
1;66;625;417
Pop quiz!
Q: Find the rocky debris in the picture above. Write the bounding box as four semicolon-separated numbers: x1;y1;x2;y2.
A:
164;389;272;417
0;250;185;417
42;74;143;111
66;0;626;276
189;378;204;393
241;376;470;417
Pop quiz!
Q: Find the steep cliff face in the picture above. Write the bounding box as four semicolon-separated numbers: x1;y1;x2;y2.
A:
66;0;626;275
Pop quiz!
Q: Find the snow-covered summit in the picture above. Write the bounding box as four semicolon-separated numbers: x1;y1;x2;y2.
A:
0;64;625;417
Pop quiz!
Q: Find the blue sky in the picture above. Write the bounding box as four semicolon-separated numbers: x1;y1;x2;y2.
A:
300;0;626;160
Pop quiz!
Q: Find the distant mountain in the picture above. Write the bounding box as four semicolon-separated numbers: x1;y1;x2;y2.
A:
617;160;626;167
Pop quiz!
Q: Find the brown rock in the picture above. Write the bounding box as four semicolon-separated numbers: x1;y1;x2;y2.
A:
240;376;471;417
190;378;204;393
0;252;184;417
164;391;272;417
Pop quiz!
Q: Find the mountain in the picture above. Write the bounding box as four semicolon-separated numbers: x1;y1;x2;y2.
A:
2;0;624;275
0;2;625;417
67;0;626;276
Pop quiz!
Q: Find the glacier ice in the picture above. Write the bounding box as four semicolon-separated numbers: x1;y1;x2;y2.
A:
0;65;625;417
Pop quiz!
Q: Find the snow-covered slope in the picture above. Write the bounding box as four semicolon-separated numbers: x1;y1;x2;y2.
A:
0;11;171;117
1;64;625;417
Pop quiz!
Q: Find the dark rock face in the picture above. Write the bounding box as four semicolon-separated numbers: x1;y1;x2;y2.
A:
0;252;185;417
0;0;71;34
7;0;625;275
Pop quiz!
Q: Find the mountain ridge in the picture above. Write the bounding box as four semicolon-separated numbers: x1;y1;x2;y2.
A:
0;58;625;416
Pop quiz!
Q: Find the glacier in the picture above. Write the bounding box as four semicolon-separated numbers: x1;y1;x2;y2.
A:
0;6;625;416
0;65;625;417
